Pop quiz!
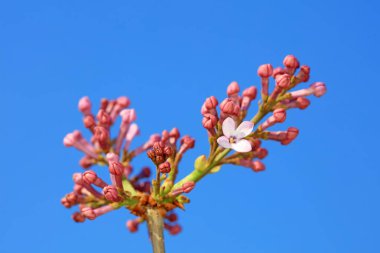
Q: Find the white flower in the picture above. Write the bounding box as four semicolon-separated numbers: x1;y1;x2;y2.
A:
217;117;254;152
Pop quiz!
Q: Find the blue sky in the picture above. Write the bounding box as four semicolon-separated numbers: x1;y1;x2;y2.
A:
1;0;379;252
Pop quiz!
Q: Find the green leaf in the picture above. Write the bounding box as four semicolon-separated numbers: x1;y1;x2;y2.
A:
209;165;221;173
194;155;208;172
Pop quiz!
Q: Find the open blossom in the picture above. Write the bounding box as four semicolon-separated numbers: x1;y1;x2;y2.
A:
217;117;254;152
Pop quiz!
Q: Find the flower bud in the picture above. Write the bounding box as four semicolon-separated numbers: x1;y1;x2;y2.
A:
82;170;98;185
72;212;86;223
116;96;130;108
296;97;310;110
166;213;178;222
169;128;180;139
227;81;240;96
83;115;96;129
283;55;300;69
106;153;119;163
257;64;273;78
297;65;310;82
81;207;96;220
165;224;182;235
254;148;268;159
126;219;139;233
310;82;327;97
202;113;218;129
78;96;92;115
273;108;286;123
252;160;266;172
164;146;173;156
241;86;257;110
275;74;291;89
103;185;121;202
158;161;171;173
109;161;124;176
180;136;195;149
272;67;286;78
220;98;240;116
97;109;111;127
79;156;94;169
205;96;218;109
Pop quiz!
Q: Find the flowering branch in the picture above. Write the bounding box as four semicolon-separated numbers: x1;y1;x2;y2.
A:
61;55;326;253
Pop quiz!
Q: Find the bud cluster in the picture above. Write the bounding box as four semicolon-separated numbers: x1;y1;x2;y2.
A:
61;55;326;241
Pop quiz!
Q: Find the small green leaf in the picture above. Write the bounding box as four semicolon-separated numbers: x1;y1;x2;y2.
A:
209;165;221;173
194;155;208;172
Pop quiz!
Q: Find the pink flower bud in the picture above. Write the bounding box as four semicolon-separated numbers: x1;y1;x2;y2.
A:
63;133;75;147
227;81;240;97
83;170;107;188
120;109;137;123
286;127;299;140
254;148;268;159
81;207;96;220
281;127;299;145
116;96;130;108
109;161;124;176
252;160;265;172
257;64;273;78
272;67;286;78
103;185;121;202
202;113;218;129
97;109;111;127
94;126;110;147
166;213;178;222
273;108;286;123
164;224;182;235
283;55;300;69
310;82;327;97
220;98;240;116
100;98;109;110
205;96;218;109
178;136;195;155
79;156;94;169
182;181;195;193
241;86;257;110
106;153;119;163
275;74;291;89
296;97;310;109
61;197;71;208
296;65;310;82
72;173;83;185
78;96;92;115
82;170;98;185
158;161;171;173
72;212;86;223
83;115;96;129
126;219;139;233
169;128;180;139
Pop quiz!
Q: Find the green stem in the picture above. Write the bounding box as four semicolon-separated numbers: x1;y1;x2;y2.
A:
171;148;231;191
147;208;165;253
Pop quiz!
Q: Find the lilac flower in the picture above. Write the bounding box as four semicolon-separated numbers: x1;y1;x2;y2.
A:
217;117;254;152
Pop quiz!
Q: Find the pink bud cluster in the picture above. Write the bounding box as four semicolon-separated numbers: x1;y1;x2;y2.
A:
62;96;198;235
201;54;326;173
201;82;258;136
62;55;326;242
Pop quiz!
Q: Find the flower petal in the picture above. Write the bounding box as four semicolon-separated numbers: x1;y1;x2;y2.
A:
236;121;254;138
217;136;232;149
222;117;236;138
231;139;252;152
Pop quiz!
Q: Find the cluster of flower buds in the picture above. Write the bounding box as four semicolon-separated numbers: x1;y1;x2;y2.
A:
200;54;326;173
62;97;199;236
62;55;326;243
